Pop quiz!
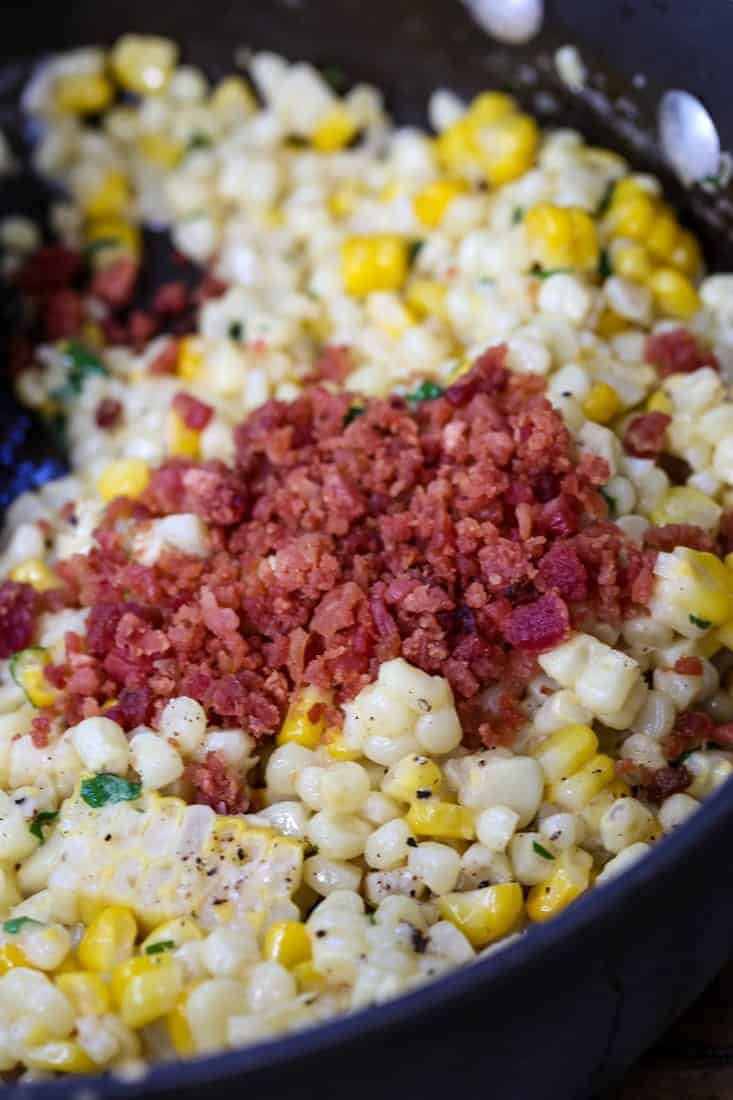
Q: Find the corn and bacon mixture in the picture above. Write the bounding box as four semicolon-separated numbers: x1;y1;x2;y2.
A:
1;34;733;1081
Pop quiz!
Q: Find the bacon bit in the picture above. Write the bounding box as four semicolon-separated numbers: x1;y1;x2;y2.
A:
90;257;139;308
94;398;123;430
44;289;83;341
30;715;51;749
128;310;158;351
101;686;153;731
646;328;719;378
644;524;715;553
15;245;82;293
674;656;703;676
172;392;213;431
638;764;692;805
185;751;247;814
153;282;189;317
657;452;692;486
536;543;588;601
193;272;228;303
0;581;37;658
662;709;715;759
719;511;733;556
711;723;733;748
502;592;570;653
623;412;671;458
310;345;353;384
148;340;180;376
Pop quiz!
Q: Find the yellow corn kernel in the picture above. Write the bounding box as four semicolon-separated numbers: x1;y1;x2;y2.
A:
405;278;447;319
111;955;182;1029
413;179;466;227
612;241;653;285
210;76;257;119
25;1040;95;1074
670;229;702;276
277;686;329;749
139;132;184;169
525;203;598;270
292;960;326;992
328;182;360;219
548;753;616;811
167;409;200;459
438;882;523;947
532;724;599;783
111;34;178;95
342;235;408;296
177;336;204;381
9;558;60;593
78;905;138;972
10;647;56;709
609;193;657;240
56;72;114;115
651;485;722;530
481;112;538;187
312;105;358;152
646;389;672;414
610;177;649;206
526;848;593;922
674;549;733;626
85;217;141;263
406;800;475;841
595;308;628;338
436;116;482;175
607;777;633;799
0;943;30;976
83;171;130;220
326;732;361;761
649;267;700;319
263;920;312;969
582;382;622;424
698;627;723;658
97;458;151;503
55;971;111;1016
647;207;680;261
383;754;442;802
141;917;202;954
167;991;195;1055
81;320;104;350
468;91;516;124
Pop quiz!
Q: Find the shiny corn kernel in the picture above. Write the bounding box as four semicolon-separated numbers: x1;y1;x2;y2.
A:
168;409;200;459
111;955;182;1029
670;229;702;275
0;943;30;976
312;105;358;152
525;203;598;270
293;960;326;992
277;686;329;749
595;308;628;338
647;207;680;261
56;73;114;115
328;182;360;219
55;972;110;1016
383;754;442;802
97;458;151;503
532;724;599;783
25;1040;95;1074
405;278;447;319
139;132;184;169
78;905;138;972
438;882;523;947
210;76;257;118
609;193;657;241
413;179;466;227
651;485;722;530
646;389;672;414
481;112;538;187
612;242;654;285
611;177;650;206
85;217;141;262
263;920;312;969
83;172;130;220
342;235;408;296
658;548;733;629
526;848;593;922
436;116;482;175
177;336;204;381
468;91;516;124
649;267;700;319
549;753;616;811
10;647;56;708
582;382;622;424
111;34;178;95
9;559;60;592
406;800;475;840
167;991;195;1055
326;733;361;761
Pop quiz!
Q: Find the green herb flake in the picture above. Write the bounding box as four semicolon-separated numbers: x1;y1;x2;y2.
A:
320;66;348;93
187;131;212;152
343;405;365;427
407;239;424;266
284;135;308;149
144;940;176;955
29;810;58;844
511;206;524;225
598;248;612;280
3;917;41;935
406;380;446;403
689;614;712;630
532;841;556;861
228;320;245;342
596;179;615;217
531;265;574;280
80;774;142;809
599;488;617;516
57;341;108;397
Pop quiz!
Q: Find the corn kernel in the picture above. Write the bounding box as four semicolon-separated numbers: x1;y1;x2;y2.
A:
342;235;408;296
670;229;702;276
438;882;523;947
406;800;475;840
526;848;593;922
141;917;202;954
25;1040;95;1074
548;753;616;811
326;732;361;761
83;172;130;220
609;193;657;240
9;559;60;593
167;409;200;459
139;133;184;169
646;389;672;414
651;486;722;530
210;77;257;118
610;177;649;206
468;91;516;124
328;182;360;219
436;116;482;176
277;686;329;749
55;971;110;1016
312;105;358;152
292;960;326;992
595;308;628;338
582;382;622;424
647;207;680;261
649;267;700;319
56;73;114;115
532;724;599;783
86;217;141;262
263;920;312;968
9;647;56;708
111;34;178;95
78;906;138;972
383;754;442;802
413;179;466;227
0;943;29;976
97;458;151;503
111;955;182;1029
613;242;654;284
177;336;204;381
525;203;598;270
481;113;538;187
167;991;195;1055
405;278;447;319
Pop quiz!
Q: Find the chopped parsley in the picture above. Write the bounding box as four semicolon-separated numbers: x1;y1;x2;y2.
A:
532;841;555;861
596;179;615;217
598;248;612;280
343;405;365;427
511;206;524;225
3;917;41;935
80;774;142;809
689;614;712;630
145;940;176;955
228;320;245;342
599;488;617;515
530;264;574;279
29;810;58;844
320;65;348;93
53;341;108;400
187;131;212;151
406;380;445;403
407;239;424;266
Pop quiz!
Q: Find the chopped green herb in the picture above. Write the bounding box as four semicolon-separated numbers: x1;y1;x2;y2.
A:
407;239;424;266
228;320;245;342
600;488;617;516
29;810;58;844
3;917;41;935
145;940;176;955
689;614;712;630
81;774;142;809
320;65;348;93
701;172;723;188
406;380;446;403
51;341;108;402
511;206;524;225
343;405;365;427
533;841;555;860
598;248;612;280
531;264;574;279
187;131;212;151
674;748;697;767
596;179;615;217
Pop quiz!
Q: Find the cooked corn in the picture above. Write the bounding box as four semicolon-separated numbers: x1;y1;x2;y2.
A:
9;558;60;592
97;458;151;502
438;882;523;946
342;235;408;296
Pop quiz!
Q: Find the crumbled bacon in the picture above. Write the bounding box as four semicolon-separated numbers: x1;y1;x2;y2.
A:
309;344;353;384
128;310;158;351
185;751;248;814
90;257;139;308
94;397;123;430
172;392;214;431
674;655;703;676
645;328;718;378
44;289;83;340
644;524;715;553
15;245;82;293
638;764;692;804
148;340;180;376
0;581;37;658
153;282;189;317
623;412;671;458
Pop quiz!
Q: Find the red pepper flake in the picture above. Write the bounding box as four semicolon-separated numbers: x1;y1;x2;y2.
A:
172;392;214;430
673;655;703;676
